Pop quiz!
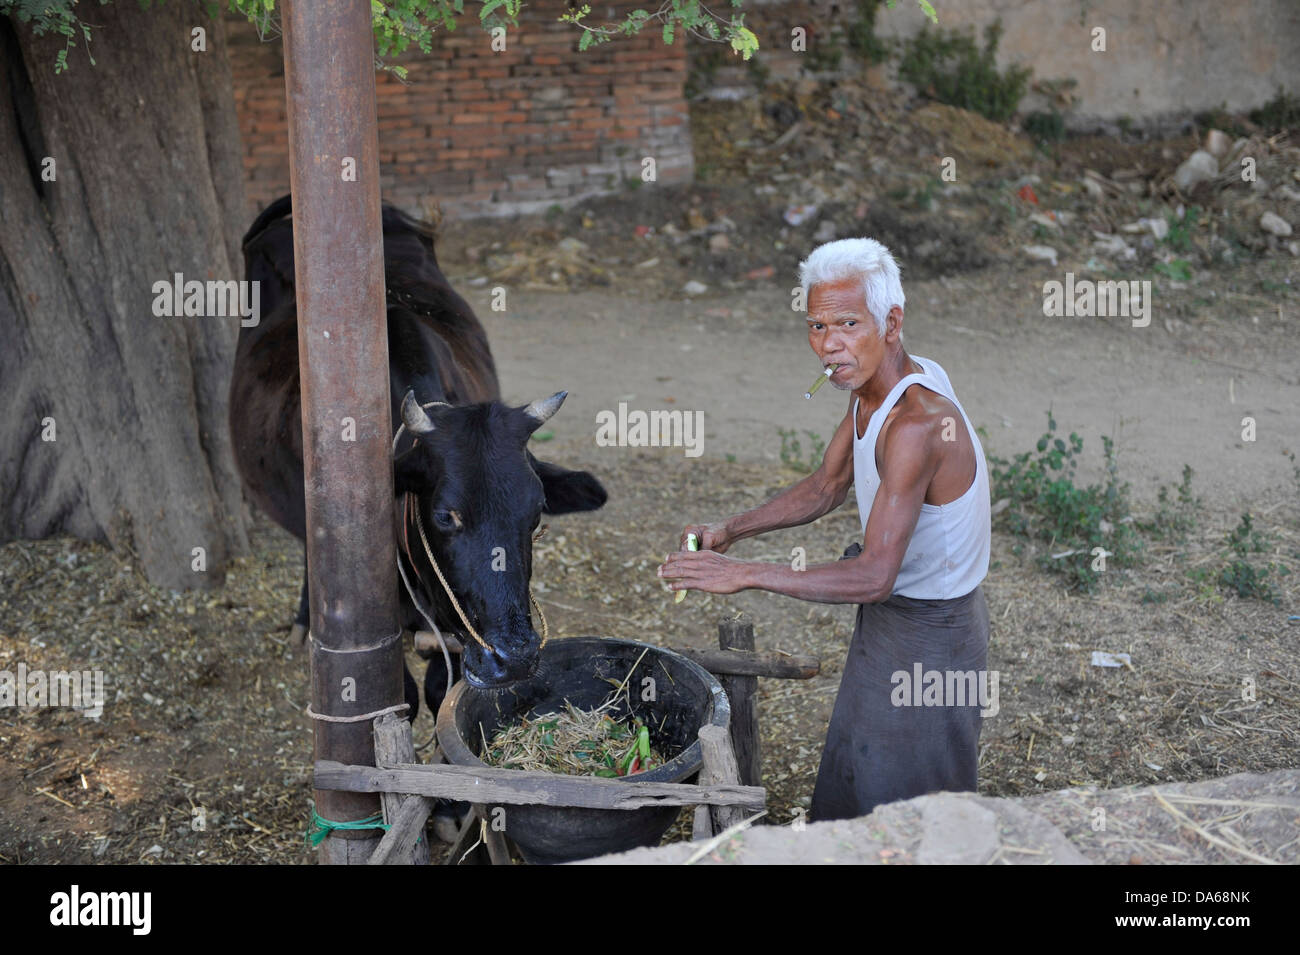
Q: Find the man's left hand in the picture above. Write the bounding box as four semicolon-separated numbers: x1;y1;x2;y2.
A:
657;550;751;596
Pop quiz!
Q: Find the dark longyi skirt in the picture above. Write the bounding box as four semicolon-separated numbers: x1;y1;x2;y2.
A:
810;585;990;822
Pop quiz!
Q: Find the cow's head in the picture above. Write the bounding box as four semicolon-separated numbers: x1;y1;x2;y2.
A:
394;390;606;688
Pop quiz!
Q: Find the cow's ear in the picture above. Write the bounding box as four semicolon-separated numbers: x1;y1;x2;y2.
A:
393;459;418;498
393;449;428;498
527;451;608;514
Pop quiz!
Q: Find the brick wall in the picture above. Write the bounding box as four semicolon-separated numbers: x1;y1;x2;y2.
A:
226;3;693;219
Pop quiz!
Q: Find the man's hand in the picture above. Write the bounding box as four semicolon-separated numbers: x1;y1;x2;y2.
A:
657;549;751;595
680;521;732;554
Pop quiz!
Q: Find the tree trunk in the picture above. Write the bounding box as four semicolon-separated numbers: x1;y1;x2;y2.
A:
0;2;251;589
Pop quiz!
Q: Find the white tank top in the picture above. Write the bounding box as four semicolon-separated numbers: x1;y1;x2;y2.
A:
852;355;990;600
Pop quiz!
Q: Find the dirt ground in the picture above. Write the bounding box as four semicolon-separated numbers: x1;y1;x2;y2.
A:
469;264;1300;505
2;89;1298;864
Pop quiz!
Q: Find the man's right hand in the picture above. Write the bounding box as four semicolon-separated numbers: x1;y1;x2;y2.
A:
681;522;732;554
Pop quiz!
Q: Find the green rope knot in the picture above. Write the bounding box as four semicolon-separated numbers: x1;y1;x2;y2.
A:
306;800;389;848
305;800;423;849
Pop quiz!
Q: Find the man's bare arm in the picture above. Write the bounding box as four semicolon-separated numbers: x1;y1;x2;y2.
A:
718;401;858;546
730;416;938;603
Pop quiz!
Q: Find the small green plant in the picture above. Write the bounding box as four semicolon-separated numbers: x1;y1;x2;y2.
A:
1139;464;1201;542
1195;105;1252;140
1023;109;1065;144
913;178;939;211
987;411;1140;591
1153;259;1193;281
1216;513;1285;604
899;19;1031;122
778;428;827;473
806;35;845;72
1218;560;1281;604
845;0;892;64
1163;205;1201;252
1249;87;1300;134
685;43;729;99
1227;512;1268;556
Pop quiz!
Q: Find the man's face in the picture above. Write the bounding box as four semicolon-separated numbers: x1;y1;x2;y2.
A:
806;277;892;391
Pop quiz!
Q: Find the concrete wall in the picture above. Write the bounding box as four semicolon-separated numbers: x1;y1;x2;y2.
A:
733;0;1300;120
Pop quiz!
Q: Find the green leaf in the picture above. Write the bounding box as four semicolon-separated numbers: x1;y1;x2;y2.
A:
729;25;758;60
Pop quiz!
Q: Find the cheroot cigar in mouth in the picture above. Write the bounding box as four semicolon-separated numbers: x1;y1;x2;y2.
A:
805;364;842;398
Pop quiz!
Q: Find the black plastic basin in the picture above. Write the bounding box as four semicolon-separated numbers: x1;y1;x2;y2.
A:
436;635;730;864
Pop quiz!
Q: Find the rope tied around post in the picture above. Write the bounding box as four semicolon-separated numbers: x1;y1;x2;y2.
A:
305;800;388;848
392;399;551;656
304;802;422;850
305;702;409;723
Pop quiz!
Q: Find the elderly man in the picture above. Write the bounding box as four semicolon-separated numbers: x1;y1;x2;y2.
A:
657;238;991;821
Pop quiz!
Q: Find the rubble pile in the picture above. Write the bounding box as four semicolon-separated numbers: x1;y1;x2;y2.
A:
445;75;1300;298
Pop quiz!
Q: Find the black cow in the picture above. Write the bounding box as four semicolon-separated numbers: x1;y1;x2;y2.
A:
228;195;607;720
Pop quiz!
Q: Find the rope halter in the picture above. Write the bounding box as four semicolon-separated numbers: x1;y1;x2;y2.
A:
392;399;550;663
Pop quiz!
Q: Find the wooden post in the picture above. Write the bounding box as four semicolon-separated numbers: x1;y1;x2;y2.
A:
717;615;762;788
479;807;512;866
696;724;746;835
283;0;400;865
675;647;819;679
691;805;713;840
369;793;432;865
372;713;430;865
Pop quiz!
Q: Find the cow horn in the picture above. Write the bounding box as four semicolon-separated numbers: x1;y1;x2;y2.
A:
523;391;567;429
401;390;436;435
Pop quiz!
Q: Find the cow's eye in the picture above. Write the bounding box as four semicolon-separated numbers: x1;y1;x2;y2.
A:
433;509;462;532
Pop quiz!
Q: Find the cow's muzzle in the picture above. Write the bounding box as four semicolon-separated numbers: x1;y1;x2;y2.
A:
461;629;541;688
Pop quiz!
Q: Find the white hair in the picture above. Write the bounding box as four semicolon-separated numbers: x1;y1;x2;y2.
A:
798;238;905;336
